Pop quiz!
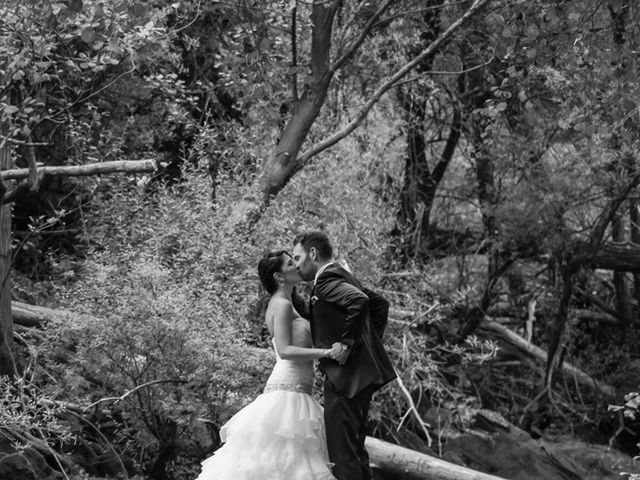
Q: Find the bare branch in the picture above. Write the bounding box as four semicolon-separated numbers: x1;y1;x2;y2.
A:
374;2;472;28
0;135;49;147
332;0;396;73
83;379;188;412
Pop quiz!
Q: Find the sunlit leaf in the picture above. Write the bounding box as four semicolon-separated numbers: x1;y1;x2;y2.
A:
80;27;95;44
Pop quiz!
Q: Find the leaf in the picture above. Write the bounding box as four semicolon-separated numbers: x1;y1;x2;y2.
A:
69;0;83;13
568;12;581;22
3;105;19;115
131;3;146;17
80;27;95;44
526;25;539;38
623;98;636;113
495;102;507;112
115;2;128;13
626;394;640;410
93;4;105;18
259;38;270;52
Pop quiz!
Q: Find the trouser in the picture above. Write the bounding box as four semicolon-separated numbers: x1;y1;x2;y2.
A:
324;380;377;480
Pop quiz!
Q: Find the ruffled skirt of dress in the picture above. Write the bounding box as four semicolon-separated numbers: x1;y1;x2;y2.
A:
195;389;335;480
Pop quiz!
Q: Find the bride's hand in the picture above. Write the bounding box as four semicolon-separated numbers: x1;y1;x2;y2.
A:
325;342;349;364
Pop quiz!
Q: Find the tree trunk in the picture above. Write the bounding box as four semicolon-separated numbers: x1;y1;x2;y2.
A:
0;136;17;375
544;171;640;396
395;2;446;260
227;0;339;232
225;0;491;234
625;156;640;306
631;197;640;304
456;122;501;341
612;211;633;328
397;89;428;256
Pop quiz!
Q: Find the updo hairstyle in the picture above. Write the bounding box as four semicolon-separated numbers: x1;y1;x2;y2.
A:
257;250;289;294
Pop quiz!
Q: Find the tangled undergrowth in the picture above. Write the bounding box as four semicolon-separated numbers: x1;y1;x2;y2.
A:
4;164;640;478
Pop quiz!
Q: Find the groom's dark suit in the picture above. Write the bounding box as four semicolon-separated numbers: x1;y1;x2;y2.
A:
310;264;396;480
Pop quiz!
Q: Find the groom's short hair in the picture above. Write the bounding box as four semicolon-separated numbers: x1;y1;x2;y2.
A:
293;231;333;260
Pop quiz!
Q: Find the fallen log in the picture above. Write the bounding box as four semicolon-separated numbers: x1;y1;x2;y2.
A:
573;309;624;325
366;436;507;480
0;159;163;180
388;309;617;398
479;319;617;398
12;301;74;327
590;242;640;273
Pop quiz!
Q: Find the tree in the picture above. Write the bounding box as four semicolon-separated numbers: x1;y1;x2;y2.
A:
226;0;491;233
392;1;463;261
0;140;16;375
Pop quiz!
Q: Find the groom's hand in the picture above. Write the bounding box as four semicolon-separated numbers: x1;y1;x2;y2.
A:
332;342;350;365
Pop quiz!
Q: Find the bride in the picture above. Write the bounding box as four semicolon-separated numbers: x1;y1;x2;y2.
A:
195;250;342;480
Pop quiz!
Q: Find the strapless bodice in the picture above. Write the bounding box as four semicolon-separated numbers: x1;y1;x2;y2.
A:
273;317;312;356
264;318;314;395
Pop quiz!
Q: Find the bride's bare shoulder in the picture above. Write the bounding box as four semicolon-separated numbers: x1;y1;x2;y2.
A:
268;297;293;310
265;297;294;322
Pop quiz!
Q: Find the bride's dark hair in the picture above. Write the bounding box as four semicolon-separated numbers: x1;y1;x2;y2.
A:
258;250;289;294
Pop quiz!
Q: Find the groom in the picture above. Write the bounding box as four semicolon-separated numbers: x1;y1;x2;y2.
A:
292;231;396;480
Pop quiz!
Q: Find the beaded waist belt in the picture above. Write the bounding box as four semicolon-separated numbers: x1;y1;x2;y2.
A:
263;382;313;395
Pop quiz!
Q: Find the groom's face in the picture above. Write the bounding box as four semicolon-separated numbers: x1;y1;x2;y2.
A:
292;243;317;282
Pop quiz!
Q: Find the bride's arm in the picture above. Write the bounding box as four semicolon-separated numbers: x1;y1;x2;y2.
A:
272;300;339;361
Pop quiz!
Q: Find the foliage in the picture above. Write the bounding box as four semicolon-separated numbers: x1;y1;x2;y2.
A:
19;103;505;477
610;391;640;479
42;170;275;476
0;375;73;444
5;1;640;478
1;0;174;143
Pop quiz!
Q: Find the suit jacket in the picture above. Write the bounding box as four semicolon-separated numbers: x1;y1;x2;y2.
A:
311;264;396;398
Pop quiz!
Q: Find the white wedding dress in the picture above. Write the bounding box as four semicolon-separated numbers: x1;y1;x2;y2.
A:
196;318;335;480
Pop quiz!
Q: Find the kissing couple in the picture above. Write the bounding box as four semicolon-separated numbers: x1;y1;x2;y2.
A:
195;230;397;480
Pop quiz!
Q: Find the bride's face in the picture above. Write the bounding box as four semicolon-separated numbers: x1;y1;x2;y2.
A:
279;254;302;285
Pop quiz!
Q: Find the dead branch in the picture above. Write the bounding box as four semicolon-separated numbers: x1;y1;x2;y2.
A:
0;159;163;180
479;319;617;399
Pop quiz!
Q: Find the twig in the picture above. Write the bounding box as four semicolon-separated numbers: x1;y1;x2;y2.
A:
393;372;433;447
83;378;187;411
